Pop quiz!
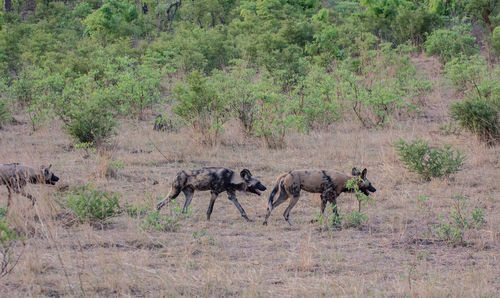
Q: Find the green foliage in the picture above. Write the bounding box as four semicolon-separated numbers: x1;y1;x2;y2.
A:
65;100;116;147
0;218;23;277
173;70;228;145
314;203;368;230
0;207;6;219
425;25;478;63
124;203;150;218
395;138;465;180
252;78;295;149
292;65;340;131
0;99;11;129
66;185;121;224
344;210;368;229
346;176;372;212
83;0;140;41
142;210;180;232
431;195;487;245
314;202;342;231
492;26;500;55
450;98;499;145
337;45;428;127
444;55;488;93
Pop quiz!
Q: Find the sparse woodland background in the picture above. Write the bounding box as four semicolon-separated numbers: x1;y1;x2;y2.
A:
0;0;499;296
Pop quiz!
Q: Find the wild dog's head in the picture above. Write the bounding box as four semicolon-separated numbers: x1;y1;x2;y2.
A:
240;169;267;196
351;167;376;195
40;165;59;185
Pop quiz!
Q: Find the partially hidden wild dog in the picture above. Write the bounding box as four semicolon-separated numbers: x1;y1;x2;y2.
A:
263;168;376;226
156;167;267;221
0;163;59;210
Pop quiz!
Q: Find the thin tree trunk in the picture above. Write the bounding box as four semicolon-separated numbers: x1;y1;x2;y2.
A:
4;0;13;12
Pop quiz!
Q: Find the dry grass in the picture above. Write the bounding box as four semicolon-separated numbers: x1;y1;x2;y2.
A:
0;58;499;297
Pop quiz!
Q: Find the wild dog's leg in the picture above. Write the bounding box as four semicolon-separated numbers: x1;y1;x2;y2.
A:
6;187;12;210
156;184;182;211
181;187;194;214
206;191;218;221
227;190;251;222
263;189;289;225
328;194;340;216
20;189;35;206
283;195;300;226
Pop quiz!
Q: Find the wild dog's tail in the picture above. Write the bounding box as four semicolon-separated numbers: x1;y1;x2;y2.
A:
268;173;286;211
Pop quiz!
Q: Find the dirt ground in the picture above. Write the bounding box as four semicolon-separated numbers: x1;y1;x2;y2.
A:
0;57;499;297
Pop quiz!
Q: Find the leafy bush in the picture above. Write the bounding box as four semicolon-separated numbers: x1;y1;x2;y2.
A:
141;210;180;232
395;138;465;180
314;203;367;230
444;55;488;94
344;210;368;229
425;26;478;63
314;203;342;231
124;203;150;218
65;101;116;147
0;219;23;278
431;195;487;245
66;185;121;224
346;177;372;212
492;26;500;55
0;208;6;219
0;100;11;129
450;99;499;146
173;70;228;145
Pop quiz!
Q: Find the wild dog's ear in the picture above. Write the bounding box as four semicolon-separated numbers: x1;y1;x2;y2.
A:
48;164;52;170
352;167;361;176
361;168;367;179
240;169;252;181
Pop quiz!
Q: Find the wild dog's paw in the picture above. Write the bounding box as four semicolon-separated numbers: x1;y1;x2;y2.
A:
156;201;165;210
262;221;268;226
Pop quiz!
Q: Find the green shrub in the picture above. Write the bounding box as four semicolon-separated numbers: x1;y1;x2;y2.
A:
314;203;343;231
141;210;180;232
424;27;478;63
0;100;11;129
66;185;121;224
492;26;500;55
395;138;465;180
66;101;116;147
344;210;368;229
450;99;499;146
431;195;487;245
0;207;6;219
124;203;150;218
173;70;228;146
0;218;23;277
346;177;372;212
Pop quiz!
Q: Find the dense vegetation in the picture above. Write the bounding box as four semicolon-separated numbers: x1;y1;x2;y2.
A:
0;0;499;146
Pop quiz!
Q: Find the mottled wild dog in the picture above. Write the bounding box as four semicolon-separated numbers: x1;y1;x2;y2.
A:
156;167;267;221
263;168;376;226
0;163;59;210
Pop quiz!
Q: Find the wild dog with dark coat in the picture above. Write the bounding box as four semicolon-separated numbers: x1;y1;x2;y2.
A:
0;163;59;209
156;167;267;221
263;168;376;226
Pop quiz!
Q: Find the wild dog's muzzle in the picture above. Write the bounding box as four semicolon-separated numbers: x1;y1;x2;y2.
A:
363;185;376;195
249;183;267;196
47;174;59;185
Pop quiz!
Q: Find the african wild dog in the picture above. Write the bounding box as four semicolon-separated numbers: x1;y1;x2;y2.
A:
156;167;267;221
263;168;376;226
0;163;59;210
